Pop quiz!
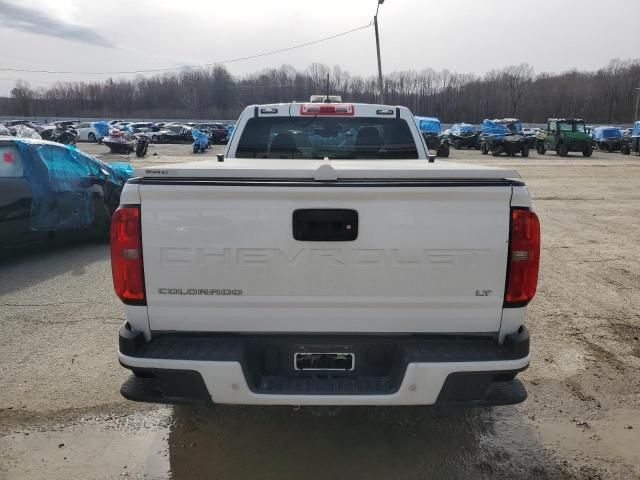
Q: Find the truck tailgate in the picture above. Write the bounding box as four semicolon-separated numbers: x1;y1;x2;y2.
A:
140;182;512;334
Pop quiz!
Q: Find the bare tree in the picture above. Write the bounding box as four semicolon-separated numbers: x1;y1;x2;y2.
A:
5;59;639;123
10;80;34;116
501;64;534;116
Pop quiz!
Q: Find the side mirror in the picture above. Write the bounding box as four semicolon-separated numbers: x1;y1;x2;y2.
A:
217;154;225;162
428;153;436;163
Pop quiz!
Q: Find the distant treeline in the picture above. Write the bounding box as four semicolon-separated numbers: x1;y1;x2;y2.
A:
4;58;639;123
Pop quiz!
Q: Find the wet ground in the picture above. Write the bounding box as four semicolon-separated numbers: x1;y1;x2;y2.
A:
1;143;639;479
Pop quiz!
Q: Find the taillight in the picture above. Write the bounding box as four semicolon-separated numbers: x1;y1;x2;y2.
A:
110;206;146;305
504;208;540;307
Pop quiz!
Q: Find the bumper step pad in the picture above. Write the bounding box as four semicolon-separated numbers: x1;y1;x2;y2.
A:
120;370;212;406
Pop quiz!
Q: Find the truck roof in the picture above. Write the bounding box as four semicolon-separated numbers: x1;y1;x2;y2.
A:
243;102;409;117
134;158;521;181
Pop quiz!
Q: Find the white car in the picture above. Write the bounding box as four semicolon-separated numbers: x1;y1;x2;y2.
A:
114;102;539;409
128;122;154;133
75;122;99;142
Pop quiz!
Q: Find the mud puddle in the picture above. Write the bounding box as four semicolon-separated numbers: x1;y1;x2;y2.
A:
1;404;576;480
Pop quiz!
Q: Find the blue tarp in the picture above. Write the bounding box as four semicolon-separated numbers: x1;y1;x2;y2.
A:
93;121;109;138
415;116;442;134
481;119;523;137
592;126;622;141
192;129;209;149
13;140;131;231
450;123;476;136
481;119;509;137
632;121;640;138
108;162;135;182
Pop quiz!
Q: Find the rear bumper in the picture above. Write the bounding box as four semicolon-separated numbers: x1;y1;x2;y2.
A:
118;326;530;407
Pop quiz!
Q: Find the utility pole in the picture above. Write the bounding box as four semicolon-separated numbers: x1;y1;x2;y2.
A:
634;87;640;123
374;0;385;104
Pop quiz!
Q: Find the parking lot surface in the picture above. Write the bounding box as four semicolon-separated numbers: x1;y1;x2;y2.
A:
1;144;639;479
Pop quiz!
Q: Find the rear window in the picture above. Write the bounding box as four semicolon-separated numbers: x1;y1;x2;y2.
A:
0;146;24;177
236;117;418;159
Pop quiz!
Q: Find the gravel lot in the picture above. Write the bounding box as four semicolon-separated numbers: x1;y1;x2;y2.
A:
1;142;639;479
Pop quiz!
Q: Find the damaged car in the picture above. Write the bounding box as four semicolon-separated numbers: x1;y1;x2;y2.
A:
414;116;449;157
480;118;529;157
592;126;623;152
0;137;132;251
449;123;480;149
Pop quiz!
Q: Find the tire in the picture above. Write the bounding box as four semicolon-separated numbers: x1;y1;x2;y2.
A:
193;144;199;154
521;144;529;157
621;144;630;155
557;144;568;157
583;145;594;157
437;143;449;158
481;142;489;155
92;201;112;242
88;132;96;143
492;146;503;156
136;140;148;158
536;142;546;155
151;135;158;143
453;140;461;149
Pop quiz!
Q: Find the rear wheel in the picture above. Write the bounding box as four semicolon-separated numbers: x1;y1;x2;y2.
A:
521;144;530;157
481;142;489;155
557;144;568;157
536;142;546;154
583;145;594;157
136;140;148;157
621;144;630;155
193;144;199;154
436;143;449;158
93;201;112;242
88;132;96;142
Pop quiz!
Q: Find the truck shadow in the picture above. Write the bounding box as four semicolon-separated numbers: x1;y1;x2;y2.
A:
0;240;109;296
166;405;570;480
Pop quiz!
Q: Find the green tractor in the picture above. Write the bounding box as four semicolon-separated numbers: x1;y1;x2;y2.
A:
535;118;593;157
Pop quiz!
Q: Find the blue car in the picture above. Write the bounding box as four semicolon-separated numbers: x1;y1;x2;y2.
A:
0;137;132;250
621;121;640;155
592;126;623;152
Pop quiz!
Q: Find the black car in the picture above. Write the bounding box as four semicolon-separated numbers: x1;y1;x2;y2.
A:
193;123;228;144
153;125;193;143
4;120;44;133
0;138;130;250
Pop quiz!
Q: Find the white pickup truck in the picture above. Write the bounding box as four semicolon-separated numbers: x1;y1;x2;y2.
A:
112;102;540;408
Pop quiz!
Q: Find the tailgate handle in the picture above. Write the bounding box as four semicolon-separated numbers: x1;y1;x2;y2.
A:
293;209;358;241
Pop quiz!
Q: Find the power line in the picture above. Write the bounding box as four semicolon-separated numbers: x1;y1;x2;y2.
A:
0;23;372;76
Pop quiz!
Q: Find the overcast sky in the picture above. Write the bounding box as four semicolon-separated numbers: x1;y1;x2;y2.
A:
0;0;638;96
